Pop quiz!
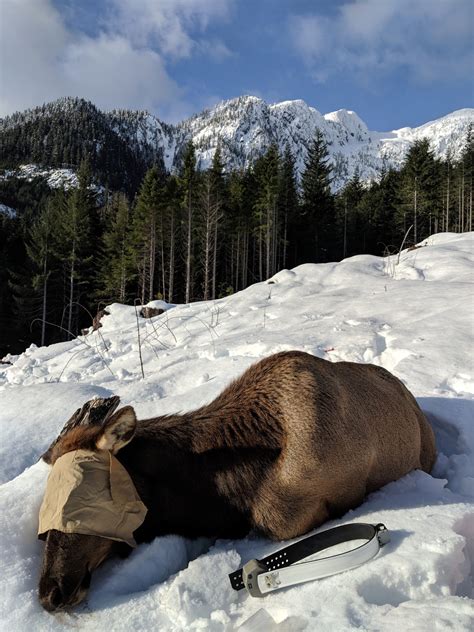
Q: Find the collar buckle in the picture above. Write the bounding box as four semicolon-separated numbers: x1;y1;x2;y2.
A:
242;559;267;598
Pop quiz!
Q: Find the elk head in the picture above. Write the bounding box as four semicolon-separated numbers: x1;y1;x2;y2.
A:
38;405;143;612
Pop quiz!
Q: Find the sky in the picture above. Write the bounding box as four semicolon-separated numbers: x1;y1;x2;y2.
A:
0;0;473;130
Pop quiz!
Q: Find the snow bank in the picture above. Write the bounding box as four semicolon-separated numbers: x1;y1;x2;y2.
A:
0;233;473;630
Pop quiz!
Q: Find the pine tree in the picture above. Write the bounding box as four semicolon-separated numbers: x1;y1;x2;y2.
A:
198;147;225;300
99;193;135;302
164;176;180;303
443;150;455;232
131;166;165;303
300;130;335;262
397;139;441;243
254;144;280;279
336;167;364;257
210;146;225;299
180;142;198;303
371;168;402;252
277;145;298;269
459;124;473;232
54;162;94;337
226;169;247;292
25;200;58;345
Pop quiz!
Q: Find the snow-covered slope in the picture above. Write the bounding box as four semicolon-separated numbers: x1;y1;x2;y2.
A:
0;164;104;195
2;96;472;190
114;96;473;188
0;202;16;218
0;233;473;630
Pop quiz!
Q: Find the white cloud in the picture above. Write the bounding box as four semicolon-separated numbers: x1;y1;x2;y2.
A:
109;0;233;59
0;0;234;116
62;34;180;113
289;0;474;83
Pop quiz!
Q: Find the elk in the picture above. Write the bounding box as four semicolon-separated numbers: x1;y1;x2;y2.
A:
38;351;436;612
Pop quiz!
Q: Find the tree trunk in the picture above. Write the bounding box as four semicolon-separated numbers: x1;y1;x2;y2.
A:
148;214;156;302
446;169;450;231
343;199;348;258
168;208;175;303
283;211;288;269
266;203;271;279
185;194;192;304
67;239;75;339
203;183;212;301
235;231;240;292
413;176;418;244
119;238;126;303
41;257;48;347
212;221;218;300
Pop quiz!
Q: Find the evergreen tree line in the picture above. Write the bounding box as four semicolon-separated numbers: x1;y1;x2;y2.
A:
0;126;472;355
0;98;151;193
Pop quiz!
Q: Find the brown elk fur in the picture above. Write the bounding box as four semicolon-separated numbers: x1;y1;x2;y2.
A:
40;351;436;610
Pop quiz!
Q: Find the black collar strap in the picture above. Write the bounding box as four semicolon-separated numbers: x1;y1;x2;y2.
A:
229;523;390;598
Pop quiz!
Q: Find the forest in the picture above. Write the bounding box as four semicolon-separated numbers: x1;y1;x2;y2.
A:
0;126;472;356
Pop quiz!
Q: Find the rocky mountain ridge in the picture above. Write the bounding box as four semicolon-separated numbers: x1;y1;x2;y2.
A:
1;95;472;189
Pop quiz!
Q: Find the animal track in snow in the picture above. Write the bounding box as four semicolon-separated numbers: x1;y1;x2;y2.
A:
363;325;414;373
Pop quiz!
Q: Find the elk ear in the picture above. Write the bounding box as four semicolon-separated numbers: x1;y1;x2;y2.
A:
96;406;137;453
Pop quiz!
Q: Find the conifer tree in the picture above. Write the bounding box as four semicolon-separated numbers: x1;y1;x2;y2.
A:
254;144;280;279
198;147;224;300
210;146;225;299
99;193;134;302
300;130;335;261
277;145;298;269
398;139;441;243
226;170;245;292
371;168;401;251
442;150;455;232
337;167;364;257
164;175;180;303
56;161;94;337
131;166;164;303
25;200;58;345
180;142;197;303
459;124;473;232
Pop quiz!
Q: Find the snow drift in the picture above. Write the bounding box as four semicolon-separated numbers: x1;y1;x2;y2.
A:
0;232;473;630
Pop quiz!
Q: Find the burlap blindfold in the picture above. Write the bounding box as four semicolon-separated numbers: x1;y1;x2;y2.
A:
38;449;147;547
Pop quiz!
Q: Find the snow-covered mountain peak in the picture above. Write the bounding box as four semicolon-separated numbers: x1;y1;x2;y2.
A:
171;96;472;185
324;108;369;132
1;95;472;189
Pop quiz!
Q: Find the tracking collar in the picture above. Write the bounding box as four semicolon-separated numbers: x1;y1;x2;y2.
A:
229;523;390;597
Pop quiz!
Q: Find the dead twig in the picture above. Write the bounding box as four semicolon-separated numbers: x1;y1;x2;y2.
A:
30;318;116;380
134;299;145;379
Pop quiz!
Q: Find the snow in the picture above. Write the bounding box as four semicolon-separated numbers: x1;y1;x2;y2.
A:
0;164;104;193
169;97;473;188
0;203;17;219
2;96;472;190
0;232;473;630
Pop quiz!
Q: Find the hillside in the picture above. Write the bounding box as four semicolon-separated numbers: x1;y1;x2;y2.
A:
0;232;473;631
1;96;472;190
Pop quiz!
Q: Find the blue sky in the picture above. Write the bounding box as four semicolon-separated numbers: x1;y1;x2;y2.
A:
1;0;473;130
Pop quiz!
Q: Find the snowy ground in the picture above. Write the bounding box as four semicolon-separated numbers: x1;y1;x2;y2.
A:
0;232;473;631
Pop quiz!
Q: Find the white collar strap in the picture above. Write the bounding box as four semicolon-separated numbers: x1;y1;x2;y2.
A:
229;523;390;598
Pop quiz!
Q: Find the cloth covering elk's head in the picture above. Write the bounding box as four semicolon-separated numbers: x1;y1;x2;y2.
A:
38;399;149;613
38;448;147;547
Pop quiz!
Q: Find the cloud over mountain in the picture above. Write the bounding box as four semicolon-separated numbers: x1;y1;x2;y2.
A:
289;0;473;83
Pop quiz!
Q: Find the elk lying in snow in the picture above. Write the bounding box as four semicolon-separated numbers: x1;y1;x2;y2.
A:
38;351;436;612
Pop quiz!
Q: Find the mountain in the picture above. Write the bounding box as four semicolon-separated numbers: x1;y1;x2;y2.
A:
1;96;472;191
